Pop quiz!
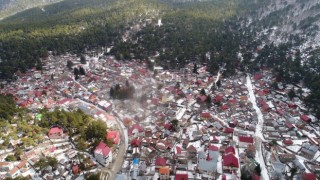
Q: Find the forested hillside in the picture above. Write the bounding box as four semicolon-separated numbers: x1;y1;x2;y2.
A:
0;0;61;19
0;0;261;79
242;0;320;117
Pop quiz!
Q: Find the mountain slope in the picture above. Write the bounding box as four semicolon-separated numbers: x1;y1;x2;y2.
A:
250;0;320;50
241;0;320;117
0;0;62;19
0;0;260;77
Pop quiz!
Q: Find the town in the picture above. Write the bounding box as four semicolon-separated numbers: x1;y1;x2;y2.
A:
0;51;319;180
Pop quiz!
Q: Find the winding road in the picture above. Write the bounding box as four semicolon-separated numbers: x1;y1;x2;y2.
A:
71;74;128;180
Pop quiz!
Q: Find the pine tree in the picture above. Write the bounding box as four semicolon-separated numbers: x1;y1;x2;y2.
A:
74;67;79;76
67;60;73;70
255;164;261;176
216;80;221;88
206;95;212;107
80;55;86;64
200;88;206;95
193;63;198;74
288;89;296;100
79;67;86;75
110;87;114;98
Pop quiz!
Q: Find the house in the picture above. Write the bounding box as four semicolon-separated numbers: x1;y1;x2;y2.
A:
282;138;293;146
198;158;218;176
300;173;316;180
175;172;188;180
182;139;189;149
223;128;234;135
311;165;320;173
225;146;236;155
128;124;144;141
106;130;120;145
238;136;254;147
293;159;306;172
198;151;206;162
130;138;141;147
94;141;112;167
16;160;29;170
246;144;256;158
6;167;20;179
270;161;286;179
175;146;187;163
253;73;263;81
279;154;296;163
0;162;13;171
222;154;239;172
48;127;63;139
186;145;197;163
208;144;219;152
72;164;80;174
214;95;223;104
300;115;311;123
301;143;318;158
285;121;294;130
159;167;170;180
212;121;223;130
200;112;212;120
155;157;166;169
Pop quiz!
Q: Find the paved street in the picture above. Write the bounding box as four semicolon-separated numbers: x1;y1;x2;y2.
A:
76;98;127;180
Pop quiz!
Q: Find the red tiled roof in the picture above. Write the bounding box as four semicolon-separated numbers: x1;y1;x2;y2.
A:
212;135;219;141
186;145;197;152
221;104;229;110
208;145;219;151
201;112;211;118
288;103;298;109
262;104;270;111
222;174;226;180
164;124;172;130
8;167;19;176
72;164;80;174
176;173;188;180
199;95;207;102
128;124;144;136
35;91;42;97
300;115;311;122
276;109;285;116
283;138;293;146
253;73;263;80
238;136;254;143
130;138;141;147
151;98;159;105
48;127;63;135
225;146;236;155
285;121;294;129
263;89;270;94
228;99;237;105
106;130;120;145
301;173;316;180
49;146;56;152
94;141;110;157
214;95;223;103
155;157;166;166
223;154;239;168
175;146;182;155
224;128;234;134
252;174;260;180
